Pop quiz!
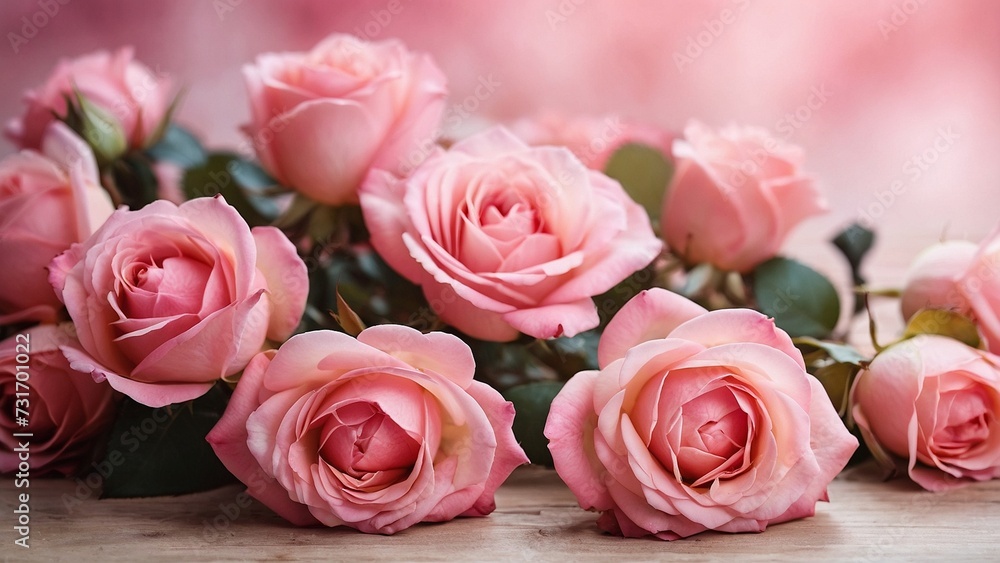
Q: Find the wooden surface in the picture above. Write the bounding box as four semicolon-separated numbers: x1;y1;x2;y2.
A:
3;462;1000;562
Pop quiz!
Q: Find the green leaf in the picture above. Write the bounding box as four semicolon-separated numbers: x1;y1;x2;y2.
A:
603;143;673;221
753;257;840;339
110;153;159;209
902;308;981;348
793;337;866;366
99;384;236;497
503;381;564;467
813;361;860;418
145;124;207;168
182;153;273;226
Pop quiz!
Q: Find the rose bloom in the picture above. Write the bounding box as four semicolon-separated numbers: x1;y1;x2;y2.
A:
1;325;117;476
360;126;662;341
900;230;1000;354
661;121;826;273
207;326;528;534
48;196;308;408
0;122;114;325
5;47;172;151
900;240;978;321
508;112;675;171
852;335;1000;491
545;288;857;540
243;33;447;205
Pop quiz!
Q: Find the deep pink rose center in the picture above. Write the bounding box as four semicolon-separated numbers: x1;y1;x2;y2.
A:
933;385;994;454
673;385;752;487
120;255;212;319
318;401;421;485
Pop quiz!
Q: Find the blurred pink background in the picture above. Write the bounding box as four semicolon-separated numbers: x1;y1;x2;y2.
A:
2;0;998;279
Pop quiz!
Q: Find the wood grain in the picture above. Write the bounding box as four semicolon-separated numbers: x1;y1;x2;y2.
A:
3;462;999;562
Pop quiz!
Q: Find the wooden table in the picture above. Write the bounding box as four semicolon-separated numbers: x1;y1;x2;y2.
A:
3;462;999;562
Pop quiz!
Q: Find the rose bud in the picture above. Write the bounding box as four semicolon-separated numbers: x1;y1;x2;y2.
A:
851;334;1000;491
242;33;447;205
661;121;826;273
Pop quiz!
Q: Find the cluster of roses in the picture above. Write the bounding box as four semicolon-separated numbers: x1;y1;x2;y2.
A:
0;32;996;541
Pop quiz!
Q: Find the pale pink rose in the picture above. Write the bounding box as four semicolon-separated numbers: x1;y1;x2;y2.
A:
545;288;857;540
360;127;663;341
207;326;528;534
5;47;172;151
851;335;1000;491
0;123;114;325
661;121;827;273
508;112;675;171
956;228;1000;354
48;196;308;408
0;324;117;476
243;33;447;205
900;240;977;321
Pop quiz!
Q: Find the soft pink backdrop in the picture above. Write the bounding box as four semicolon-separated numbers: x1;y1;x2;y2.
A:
2;0;998;278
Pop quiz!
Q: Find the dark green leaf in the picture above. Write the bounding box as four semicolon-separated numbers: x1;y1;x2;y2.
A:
100;384;236;497
753;257;840;338
902;308;981;348
182;153;273;226
603;143;673;221
812;361;860;418
504;381;565;467
145;124;207;168
793;337;866;366
110;153;159;209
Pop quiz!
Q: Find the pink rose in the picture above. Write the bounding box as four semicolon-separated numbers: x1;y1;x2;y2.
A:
207;326;528;534
960;229;1000;353
661;121;826;273
1;325;117;476
898;229;1000;353
508;112;675;171
0;122;114;325
545;288;857;540
48;196;308;408
5;47;172;151
243;33;447;205
851;335;1000;491
900;240;977;321
360;127;663;341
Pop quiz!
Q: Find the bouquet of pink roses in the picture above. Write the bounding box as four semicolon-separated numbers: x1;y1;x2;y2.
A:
3;33;998;541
